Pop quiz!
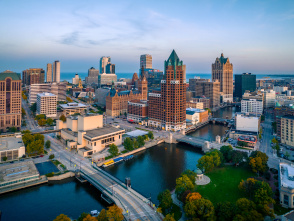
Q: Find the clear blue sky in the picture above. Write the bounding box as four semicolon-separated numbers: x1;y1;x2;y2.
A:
0;0;293;74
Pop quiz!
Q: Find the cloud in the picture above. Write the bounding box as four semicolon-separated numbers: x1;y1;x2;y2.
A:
59;31;80;45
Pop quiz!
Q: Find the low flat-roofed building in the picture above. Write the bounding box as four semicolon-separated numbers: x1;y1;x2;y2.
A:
0;161;40;189
0;133;25;162
59;102;87;116
125;130;148;138
237;135;257;148
235;112;261;133
186;108;209;125
229;129;258;140
279;163;294;208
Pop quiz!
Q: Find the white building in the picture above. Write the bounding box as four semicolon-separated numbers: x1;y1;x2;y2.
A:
36;92;57;117
59;102;87;116
279;163;294;208
72;74;79;85
274;86;288;94
186;108;209;125
261;89;276;108
0;133;25;162
241;99;263;114
236;112;261;133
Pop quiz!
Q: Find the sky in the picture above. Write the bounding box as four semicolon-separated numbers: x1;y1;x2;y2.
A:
0;0;294;74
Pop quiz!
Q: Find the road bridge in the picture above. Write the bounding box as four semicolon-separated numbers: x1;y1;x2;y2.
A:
31;129;61;135
176;136;208;148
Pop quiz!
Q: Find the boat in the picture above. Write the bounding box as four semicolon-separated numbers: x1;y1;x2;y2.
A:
102;159;114;167
113;157;123;163
123;155;134;161
90;210;99;216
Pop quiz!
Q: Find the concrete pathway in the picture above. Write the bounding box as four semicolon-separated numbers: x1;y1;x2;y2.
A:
196;175;211;185
171;190;186;221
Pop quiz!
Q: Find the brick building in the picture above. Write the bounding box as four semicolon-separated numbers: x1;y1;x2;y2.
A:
127;100;148;125
22;68;45;86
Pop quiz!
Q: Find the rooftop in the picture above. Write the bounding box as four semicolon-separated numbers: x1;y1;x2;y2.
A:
60;102;87;109
0;70;21;81
236;112;261;118
37;92;56;97
125;130;148;138
84;126;125;139
0;136;24;152
0;161;39;183
280;163;294;189
186;108;206;115
281;115;294;120
62;128;78;137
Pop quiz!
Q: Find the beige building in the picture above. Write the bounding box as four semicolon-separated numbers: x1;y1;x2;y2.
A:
57;114;125;157
72;74;80;85
59;102;87;116
186;108;209;125
46;63;52;82
212;53;233;102
279;163;294;208
186;101;204;109
281;116;294;147
0;133;25;162
36;92;57;117
140;54;152;69
0;70;22;132
53;60;60;83
98;73;117;87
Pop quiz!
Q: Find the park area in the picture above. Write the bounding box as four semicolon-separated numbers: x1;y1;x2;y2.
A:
197;165;255;204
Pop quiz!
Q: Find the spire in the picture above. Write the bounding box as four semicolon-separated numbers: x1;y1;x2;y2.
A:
165;49;183;67
221;53;224;57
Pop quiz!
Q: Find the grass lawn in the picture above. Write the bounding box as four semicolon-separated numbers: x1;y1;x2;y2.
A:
274;203;293;215
197;165;255;204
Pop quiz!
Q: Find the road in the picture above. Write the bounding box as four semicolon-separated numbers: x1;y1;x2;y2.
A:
22;99;162;221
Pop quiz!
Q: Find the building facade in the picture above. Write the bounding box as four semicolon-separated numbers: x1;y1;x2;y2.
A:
100;56;111;73
36;92;57;117
98;73;117;87
0;70;22;132
241;99;263;114
281;116;294;147
127;100;148;125
46;63;52;82
53;60;60;83
279;163;294;208
22;68;45;86
0;133;25;162
140;54;152;70
189;78;220;108
106;63;115;74
186;108;209;125
72;74;79;85
86;67;99;85
59;103;87;116
235;73;256;99
212;53;233;102
261;89;276;108
235;112;260;133
148;50;186;131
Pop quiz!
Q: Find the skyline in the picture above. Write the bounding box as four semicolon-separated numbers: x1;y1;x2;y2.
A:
0;0;294;74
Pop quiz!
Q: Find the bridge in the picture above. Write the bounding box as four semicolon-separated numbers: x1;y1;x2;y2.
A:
210;118;234;127
185;120;209;134
31;129;61;135
175;135;208;149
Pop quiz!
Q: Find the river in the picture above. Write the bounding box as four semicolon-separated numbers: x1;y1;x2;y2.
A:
0;106;238;220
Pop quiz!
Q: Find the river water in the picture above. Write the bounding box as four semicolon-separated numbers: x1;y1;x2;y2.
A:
0;107;239;221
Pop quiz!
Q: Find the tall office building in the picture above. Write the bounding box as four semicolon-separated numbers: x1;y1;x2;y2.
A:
85;67;99;85
106;63;115;74
100;56;111;74
148;50;186;131
235;73;256;99
140;54;152;69
53;60;60;83
36;92;57;117
189;78;220;108
212;53;233;102
22;68;45;86
0;70;22;132
46;63;52;82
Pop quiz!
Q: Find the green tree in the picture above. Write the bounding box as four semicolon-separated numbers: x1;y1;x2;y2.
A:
133;138;139;149
215;201;236;221
271;138;278;144
34;134;45;145
30;103;37;113
181;169;196;184
35;114;46;120
49;154;55;159
22;133;34;146
158;189;173;213
238;178;258;200
21;130;31;134
22;93;27;100
143;134;149;141
97;209;108;221
207;149;223;165
2;156;7;161
9;127;17;132
184;198;215;221
22;107;26;117
106;205;124;221
285;151;290;159
108;144;119;157
53;214;71;221
220;145;233;162
237;141;248;147
38;119;46;126
249;151;268;175
82;214;97;221
232;150;247;165
59;114;66;122
46;118;54;126
272;122;277;133
77;212;90;221
66;96;73;102
123;137;134;151
164;214;176;221
234;198;263;221
45;140;51;149
197;155;215;172
148;131;154;140
175;174;195;196
137;135;145;147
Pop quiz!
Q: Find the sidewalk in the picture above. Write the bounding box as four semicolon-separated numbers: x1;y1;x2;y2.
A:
171;190;185;221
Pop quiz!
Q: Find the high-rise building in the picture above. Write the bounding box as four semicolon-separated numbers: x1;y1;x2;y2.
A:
212;53;233;102
72;74;79;85
46;63;52;82
235;73;256;99
189;78;220;108
85;67;99;85
148;50;186;131
36;92;57;117
140;54;152;69
106;63;115;74
22;68;45;86
0;70;22;132
100;56;111;74
261;89;276;108
53;60;60;83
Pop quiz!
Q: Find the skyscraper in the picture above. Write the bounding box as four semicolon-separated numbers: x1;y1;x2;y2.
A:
100;56;111;74
53;60;60;83
212;53;233;102
140;54;152;69
85;67;99;85
0;70;22;132
148;50;186;131
106;63;115;74
22;68;45;86
234;73;256;99
46;63;52;82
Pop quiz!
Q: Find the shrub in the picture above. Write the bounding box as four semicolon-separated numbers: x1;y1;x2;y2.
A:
46;172;54;177
49;154;55;159
264;171;271;180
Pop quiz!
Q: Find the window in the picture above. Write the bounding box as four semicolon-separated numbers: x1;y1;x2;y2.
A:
284;195;289;206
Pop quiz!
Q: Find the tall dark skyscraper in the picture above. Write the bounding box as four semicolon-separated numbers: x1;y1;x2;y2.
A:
148;50;186;131
235;73;256;99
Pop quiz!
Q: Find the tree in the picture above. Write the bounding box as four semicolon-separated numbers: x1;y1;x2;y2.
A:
9;127;17;132
186;192;202;203
133;138;139;149
82;214;97;221
234;198;263;221
271;138;278;144
272;122;277;133
157;189;173;212
46;118;54;126
97;209;108;221
249;151;268;175
38;119;46;126
35;114;46;120
106;205;124;221
207;149;223;165
22;107;26;117
30;103;37;113
175;175;195;196
59;114;66;122
2;156;7;161
49;154;55;159
22;130;31;134
181;169;196;184
197;155;215;172
238;178;258;200
143;134;149;141
232;150;247;165
164;214;176;221
22;133;34;146
66;96;73;102
108;144;119;157
184;198;215;221
137;136;145;147
237;141;248;147
215;201;235;221
148;131;154;140
45;140;51;149
77;212;90;221
53;214;71;221
34;134;45;145
22;93;27;100
285;151;290;159
123;137;134;151
220;145;233;162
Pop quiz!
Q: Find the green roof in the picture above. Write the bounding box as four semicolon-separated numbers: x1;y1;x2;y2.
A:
0;71;21;81
165;50;183;67
275;101;281;107
219;53;228;64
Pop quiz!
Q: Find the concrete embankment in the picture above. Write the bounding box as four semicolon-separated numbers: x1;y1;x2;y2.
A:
98;138;165;167
47;172;75;181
